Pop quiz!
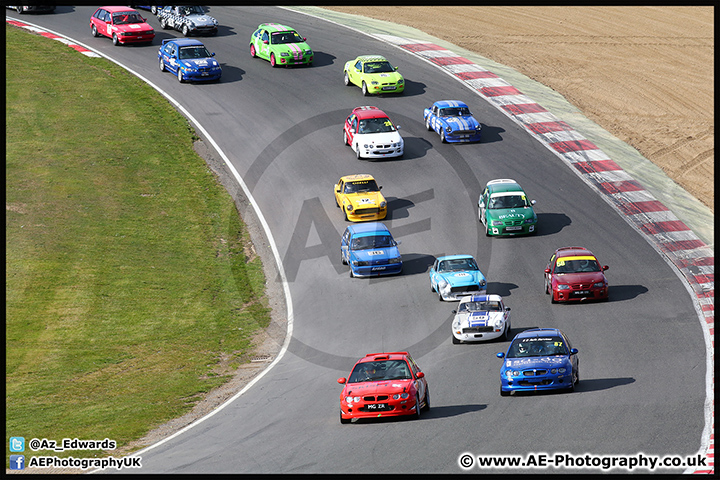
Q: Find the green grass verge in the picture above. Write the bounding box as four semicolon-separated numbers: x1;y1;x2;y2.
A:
5;24;272;464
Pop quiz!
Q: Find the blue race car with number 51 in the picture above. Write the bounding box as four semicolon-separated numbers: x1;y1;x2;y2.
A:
158;38;221;83
423;100;482;143
341;222;402;278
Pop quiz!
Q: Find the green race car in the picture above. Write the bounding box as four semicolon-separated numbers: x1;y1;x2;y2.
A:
478;179;537;236
249;23;313;67
343;55;405;95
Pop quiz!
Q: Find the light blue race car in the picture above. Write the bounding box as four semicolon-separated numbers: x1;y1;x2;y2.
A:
423;100;482;143
341;222;402;278
429;254;487;301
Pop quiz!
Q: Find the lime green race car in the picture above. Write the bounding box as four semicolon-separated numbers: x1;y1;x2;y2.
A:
249;23;313;67
343;55;404;95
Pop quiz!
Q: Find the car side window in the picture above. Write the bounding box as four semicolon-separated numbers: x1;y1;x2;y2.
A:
549;254;556;269
262;31;269;43
355;60;362;71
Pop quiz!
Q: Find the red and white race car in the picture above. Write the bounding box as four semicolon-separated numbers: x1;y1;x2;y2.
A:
342;106;403;160
90;6;155;46
337;351;429;423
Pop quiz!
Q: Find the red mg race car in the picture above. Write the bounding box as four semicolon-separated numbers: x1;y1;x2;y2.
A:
90;6;155;46
337;351;429;423
544;246;609;303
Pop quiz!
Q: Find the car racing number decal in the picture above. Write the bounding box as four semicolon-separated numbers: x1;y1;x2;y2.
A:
367;251;384;256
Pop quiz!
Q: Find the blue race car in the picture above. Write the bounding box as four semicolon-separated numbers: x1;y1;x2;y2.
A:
158;38;221;83
341;222;402;278
429;254;487;301
496;328;579;396
423;100;482;143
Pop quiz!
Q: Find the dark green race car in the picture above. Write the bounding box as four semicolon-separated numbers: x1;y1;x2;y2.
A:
478;179;537;236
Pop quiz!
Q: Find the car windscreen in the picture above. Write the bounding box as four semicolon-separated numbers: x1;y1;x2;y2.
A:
363;61;394;73
358;117;396;134
348;360;411;383
554;257;601;274
438;258;478;272
459;300;501;312
351;235;393;250
489;194;528;209
344;180;379;193
179;46;211;60
271;31;304;44
439;107;471;116
113;12;144;24
507;337;568;358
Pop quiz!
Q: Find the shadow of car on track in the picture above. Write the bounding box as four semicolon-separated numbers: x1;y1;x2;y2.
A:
486;281;520;298
397;253;436;276
214;64;245;83
343;403;487;424
506;377;635;397
532;212;572;236
308;51;335;68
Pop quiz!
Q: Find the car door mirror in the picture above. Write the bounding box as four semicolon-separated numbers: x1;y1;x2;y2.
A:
211;52;215;57
396;125;401;130
416;372;424;379
337;377;347;384
505;307;511;311
394;66;399;70
602;265;609;271
570;348;578;355
531;199;536;205
544;268;551;274
451;310;457;314
496;352;505;359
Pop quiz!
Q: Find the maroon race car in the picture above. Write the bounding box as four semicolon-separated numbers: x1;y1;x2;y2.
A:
544;246;609;303
90;6;155;46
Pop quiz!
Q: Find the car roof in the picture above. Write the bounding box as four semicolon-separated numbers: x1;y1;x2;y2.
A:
434;100;469;108
258;23;297;33
358;352;409;363
437;254;475;262
486;179;524;193
162;38;206;47
554;246;595;257
340;173;375;182
514;328;563;339
347;222;391;235
101;6;141;13
461;294;502;303
351;106;390;120
356;55;389;63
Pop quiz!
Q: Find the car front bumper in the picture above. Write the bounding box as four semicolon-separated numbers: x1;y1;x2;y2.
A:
487;223;536;236
340;396;419;421
452;326;505;343
445;131;482;143
346;208;387;222
501;371;574;393
350;262;402;277
440;287;487;302
552;286;608;302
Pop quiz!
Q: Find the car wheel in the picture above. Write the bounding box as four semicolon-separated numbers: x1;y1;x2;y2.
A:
341;253;347;265
422;386;430;412
545;279;550;294
349;268;354;278
355;145;362;160
440;129;447;143
112;34;119;46
551;290;557;304
344;208;350;222
151;6;158;14
362;82;369;96
500;386;510;397
425;116;432;131
270;53;277;67
413;394;421;420
177;69;184;83
501;323;510;341
250;44;256;57
343;130;349;146
159;58;166;71
182;24;190;37
340;413;350;425
344;71;351;86
91;25;99;37
438;291;444;302
159;18;168;29
452;336;461;345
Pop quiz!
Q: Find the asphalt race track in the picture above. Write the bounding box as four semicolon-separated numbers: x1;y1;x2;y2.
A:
7;6;710;474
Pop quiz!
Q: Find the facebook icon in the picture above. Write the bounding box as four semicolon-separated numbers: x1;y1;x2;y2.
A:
10;455;25;470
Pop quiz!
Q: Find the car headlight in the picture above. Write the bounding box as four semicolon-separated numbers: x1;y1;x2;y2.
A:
380;201;387;208
346;204;353;211
558;367;567;373
491;220;503;226
557;284;570;290
397;78;404;84
593;282;605;288
392;393;409;400
305;49;313;55
371;81;379;85
346;396;361;403
438;279;448;289
388;257;401;264
280;52;289;57
445;126;452;132
524;218;535;223
479;280;486;287
351;260;369;267
505;370;520;377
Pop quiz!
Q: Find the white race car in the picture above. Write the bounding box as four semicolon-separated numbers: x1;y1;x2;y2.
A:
451;294;511;344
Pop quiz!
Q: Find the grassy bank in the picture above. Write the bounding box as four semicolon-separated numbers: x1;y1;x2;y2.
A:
5;24;271;463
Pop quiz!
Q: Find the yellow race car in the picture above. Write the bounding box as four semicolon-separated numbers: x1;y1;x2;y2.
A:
334;174;387;222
